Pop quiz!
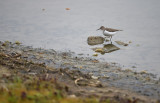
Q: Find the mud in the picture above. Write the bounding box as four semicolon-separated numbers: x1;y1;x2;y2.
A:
0;41;160;103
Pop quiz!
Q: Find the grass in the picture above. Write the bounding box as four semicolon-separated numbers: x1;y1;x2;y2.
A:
0;75;111;103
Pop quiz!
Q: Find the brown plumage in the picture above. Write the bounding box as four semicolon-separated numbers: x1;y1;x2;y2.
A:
97;26;123;32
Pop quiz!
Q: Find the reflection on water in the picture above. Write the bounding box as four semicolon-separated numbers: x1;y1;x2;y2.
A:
0;0;160;76
115;41;128;46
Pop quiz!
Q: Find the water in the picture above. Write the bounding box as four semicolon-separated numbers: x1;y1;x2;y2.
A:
0;0;160;76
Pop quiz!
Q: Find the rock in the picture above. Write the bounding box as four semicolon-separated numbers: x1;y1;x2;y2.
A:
103;44;120;53
93;53;98;56
102;75;110;79
140;70;147;74
2;41;10;46
78;53;84;55
132;66;136;68
129;41;132;43
87;36;105;45
68;94;76;98
15;41;21;45
115;41;128;46
91;75;99;79
75;78;102;87
124;69;133;72
79;66;83;69
92;44;120;54
95;48;104;52
92;60;99;63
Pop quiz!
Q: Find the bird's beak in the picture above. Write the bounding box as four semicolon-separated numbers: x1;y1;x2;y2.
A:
96;29;100;31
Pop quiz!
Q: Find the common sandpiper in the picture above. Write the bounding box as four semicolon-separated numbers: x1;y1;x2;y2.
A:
97;26;122;42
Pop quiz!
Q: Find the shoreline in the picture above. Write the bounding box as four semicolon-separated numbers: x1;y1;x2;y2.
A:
0;41;160;103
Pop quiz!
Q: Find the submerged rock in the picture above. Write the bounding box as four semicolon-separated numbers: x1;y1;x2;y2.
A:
87;36;105;45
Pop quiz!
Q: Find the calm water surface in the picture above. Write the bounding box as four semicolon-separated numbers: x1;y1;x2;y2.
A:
0;0;160;76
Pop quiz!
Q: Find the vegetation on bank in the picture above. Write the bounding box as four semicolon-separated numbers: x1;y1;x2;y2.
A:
0;74;113;103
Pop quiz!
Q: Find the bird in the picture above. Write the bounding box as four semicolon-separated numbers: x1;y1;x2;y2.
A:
97;26;122;42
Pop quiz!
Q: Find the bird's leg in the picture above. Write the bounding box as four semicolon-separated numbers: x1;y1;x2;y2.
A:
109;36;112;41
110;36;112;44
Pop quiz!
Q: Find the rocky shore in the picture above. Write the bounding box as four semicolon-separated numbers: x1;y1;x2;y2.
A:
0;41;160;103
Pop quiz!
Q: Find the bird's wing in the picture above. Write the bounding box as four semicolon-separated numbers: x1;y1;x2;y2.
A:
105;27;123;32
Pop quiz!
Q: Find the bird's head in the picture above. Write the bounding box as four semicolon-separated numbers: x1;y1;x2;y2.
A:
97;26;105;31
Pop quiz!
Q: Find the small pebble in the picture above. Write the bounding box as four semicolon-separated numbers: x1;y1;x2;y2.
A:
68;94;76;98
91;76;99;79
93;53;98;56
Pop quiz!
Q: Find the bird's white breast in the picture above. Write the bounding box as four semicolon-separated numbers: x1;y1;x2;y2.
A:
103;30;116;36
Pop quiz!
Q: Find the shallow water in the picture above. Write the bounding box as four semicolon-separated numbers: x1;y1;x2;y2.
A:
0;0;160;76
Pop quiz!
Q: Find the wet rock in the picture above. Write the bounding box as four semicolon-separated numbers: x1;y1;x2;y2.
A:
129;41;132;44
103;44;120;53
102;75;110;79
68;94;76;98
2;41;11;47
87;36;105;45
91;75;99;79
132;66;136;68
75;78;102;87
14;41;21;45
92;44;120;54
77;53;83;56
140;70;147;74
95;48;104;52
75;78;88;86
92;53;98;56
91;60;99;63
9;52;21;58
124;69;133;72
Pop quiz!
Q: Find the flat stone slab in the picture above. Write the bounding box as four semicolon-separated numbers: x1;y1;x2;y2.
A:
92;44;120;54
103;44;120;53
